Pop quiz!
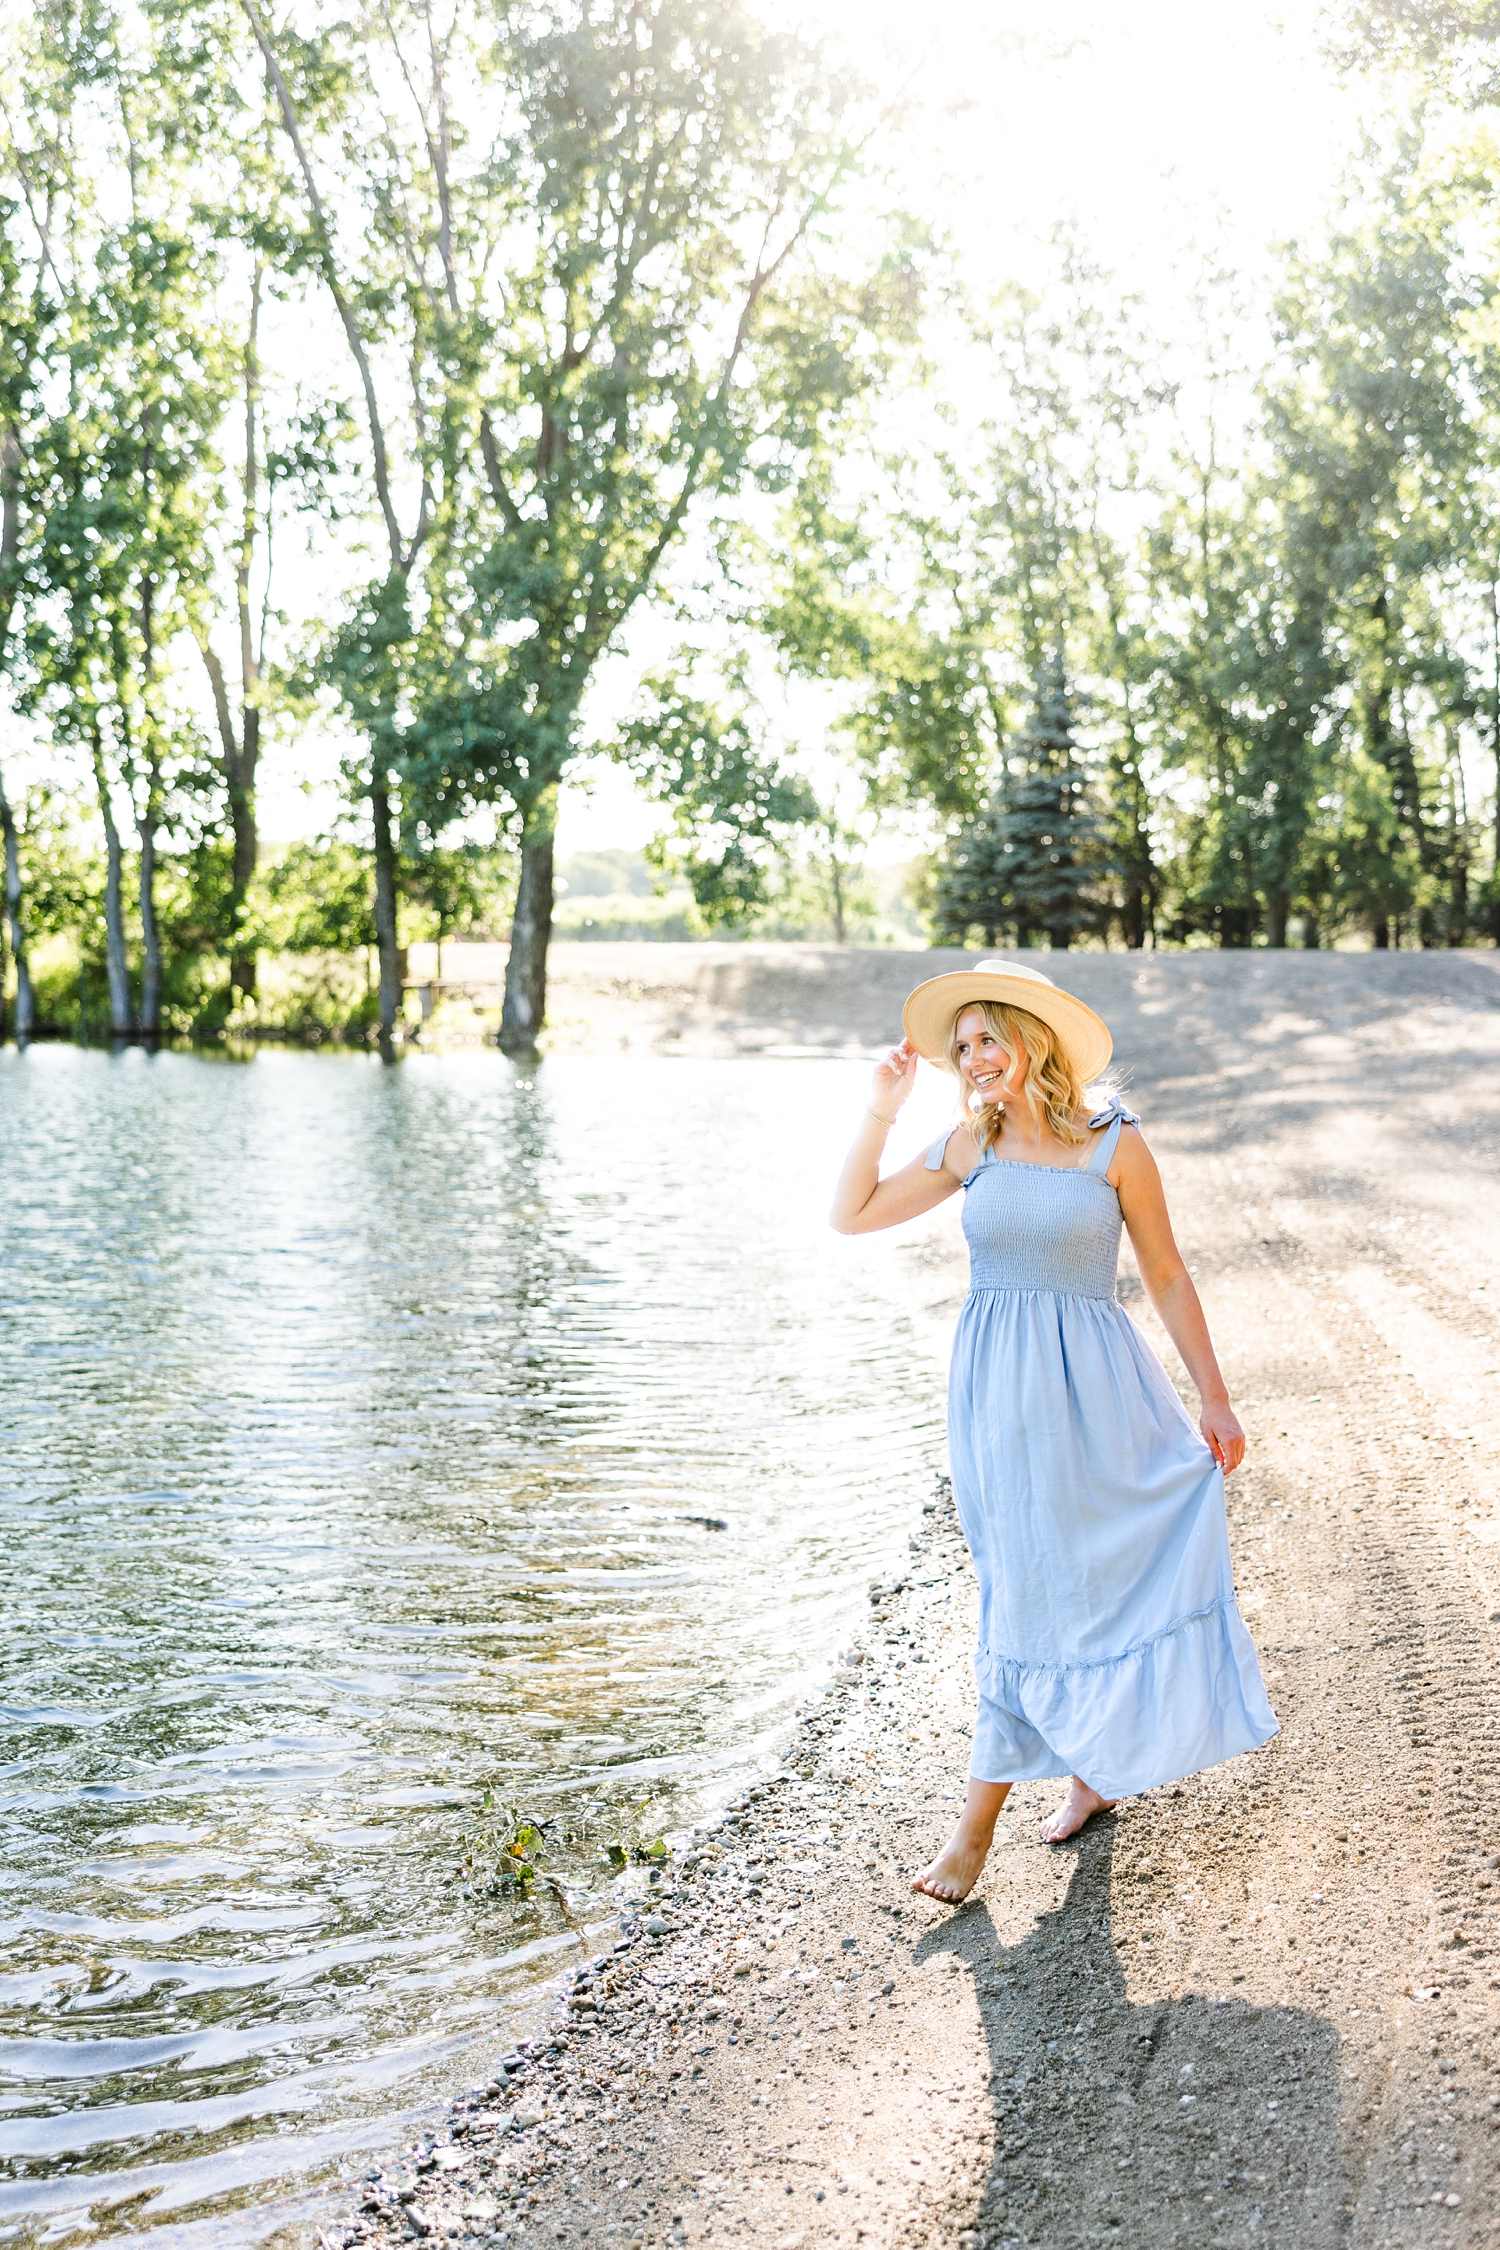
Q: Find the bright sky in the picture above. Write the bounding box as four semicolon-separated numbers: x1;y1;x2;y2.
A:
548;0;1374;859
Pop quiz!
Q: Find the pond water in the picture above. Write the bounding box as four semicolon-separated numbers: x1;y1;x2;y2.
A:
0;1047;948;2246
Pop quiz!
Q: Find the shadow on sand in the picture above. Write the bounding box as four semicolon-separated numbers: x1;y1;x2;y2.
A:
913;1818;1344;2250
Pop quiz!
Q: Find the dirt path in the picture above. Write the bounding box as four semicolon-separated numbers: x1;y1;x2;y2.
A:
335;950;1500;2250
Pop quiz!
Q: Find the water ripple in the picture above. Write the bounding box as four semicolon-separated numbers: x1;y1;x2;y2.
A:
0;1047;945;2242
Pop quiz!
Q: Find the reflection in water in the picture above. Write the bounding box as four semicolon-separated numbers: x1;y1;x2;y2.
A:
0;1047;943;2243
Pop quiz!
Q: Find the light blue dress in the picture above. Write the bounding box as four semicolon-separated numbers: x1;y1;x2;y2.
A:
928;1097;1277;1799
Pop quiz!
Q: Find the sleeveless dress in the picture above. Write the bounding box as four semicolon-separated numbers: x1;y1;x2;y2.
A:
927;1097;1277;1798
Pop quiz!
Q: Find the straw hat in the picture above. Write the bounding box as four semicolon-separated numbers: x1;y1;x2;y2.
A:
901;959;1113;1083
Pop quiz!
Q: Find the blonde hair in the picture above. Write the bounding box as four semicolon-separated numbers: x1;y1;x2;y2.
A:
946;1000;1088;1157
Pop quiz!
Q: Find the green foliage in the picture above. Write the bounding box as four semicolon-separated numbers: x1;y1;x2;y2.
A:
263;840;378;954
13;786;103;943
933;664;1105;949
617;673;817;927
402;839;515;946
5;6;1500;1022
224;0;912;1042
458;1797;552;1898
1335;0;1500;93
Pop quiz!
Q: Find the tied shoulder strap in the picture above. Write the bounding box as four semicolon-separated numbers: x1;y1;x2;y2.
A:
1085;1093;1141;1176
924;1129;953;1172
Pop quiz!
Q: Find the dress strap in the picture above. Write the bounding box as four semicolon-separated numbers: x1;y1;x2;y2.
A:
1085;1094;1140;1176
924;1129;953;1172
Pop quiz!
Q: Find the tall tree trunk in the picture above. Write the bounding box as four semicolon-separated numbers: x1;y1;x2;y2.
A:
0;430;30;1041
1372;916;1390;950
1122;881;1146;950
197;636;261;1003
138;799;162;1040
500;794;556;1053
1266;890;1289;949
227;709;259;998
0;760;35;1041
135;525;163;1041
1490;571;1500;945
828;845;846;945
371;778;401;1045
93;732;133;1038
1303;910;1320;950
230;267;263;1000
1450;848;1468;944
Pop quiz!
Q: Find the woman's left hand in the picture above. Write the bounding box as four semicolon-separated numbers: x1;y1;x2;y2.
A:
1200;1402;1245;1475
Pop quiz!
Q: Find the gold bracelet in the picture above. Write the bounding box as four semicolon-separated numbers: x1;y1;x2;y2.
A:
867;1108;897;1127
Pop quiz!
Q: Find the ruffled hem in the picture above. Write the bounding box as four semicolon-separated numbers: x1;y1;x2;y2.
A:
968;1594;1278;1799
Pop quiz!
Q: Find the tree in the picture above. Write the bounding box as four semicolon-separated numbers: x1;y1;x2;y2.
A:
1148;421;1337;948
1262;139;1493;944
933;660;1102;950
27;227;227;1036
0;250;35;1038
192;271;337;1008
764;261;1170;946
164;5;359;1015
0;19;61;1042
930;782;1009;949
223;0;909;1051
11;2;229;1037
1334;0;1500;94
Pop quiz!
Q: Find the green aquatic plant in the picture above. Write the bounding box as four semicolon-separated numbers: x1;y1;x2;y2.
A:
458;1795;551;1897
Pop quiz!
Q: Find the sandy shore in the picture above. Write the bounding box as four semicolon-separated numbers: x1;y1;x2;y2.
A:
328;947;1500;2250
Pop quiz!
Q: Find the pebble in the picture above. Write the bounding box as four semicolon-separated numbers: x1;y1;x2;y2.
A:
347;1478;963;2247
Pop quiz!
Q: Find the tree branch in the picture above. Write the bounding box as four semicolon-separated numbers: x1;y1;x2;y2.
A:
614;152;849;628
193;625;240;769
237;0;405;572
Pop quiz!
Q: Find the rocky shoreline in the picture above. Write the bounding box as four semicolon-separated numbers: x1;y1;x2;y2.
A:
321;1475;980;2250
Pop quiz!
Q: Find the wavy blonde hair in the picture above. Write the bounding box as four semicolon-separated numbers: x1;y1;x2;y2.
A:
946;1000;1088;1157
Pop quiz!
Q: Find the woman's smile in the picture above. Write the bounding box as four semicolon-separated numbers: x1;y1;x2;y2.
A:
954;1006;1012;1096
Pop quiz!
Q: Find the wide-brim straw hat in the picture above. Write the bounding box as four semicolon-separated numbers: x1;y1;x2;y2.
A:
902;959;1113;1083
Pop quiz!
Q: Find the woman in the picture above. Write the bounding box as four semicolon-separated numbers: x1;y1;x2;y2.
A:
830;960;1276;1901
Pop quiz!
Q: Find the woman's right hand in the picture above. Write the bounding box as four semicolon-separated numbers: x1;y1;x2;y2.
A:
869;1038;920;1122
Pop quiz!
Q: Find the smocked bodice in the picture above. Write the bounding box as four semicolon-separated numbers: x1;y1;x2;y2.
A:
961;1157;1123;1299
924;1095;1139;1302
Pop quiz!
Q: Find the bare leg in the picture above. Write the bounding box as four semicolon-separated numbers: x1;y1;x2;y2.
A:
1038;1776;1116;1844
911;1778;1011;1903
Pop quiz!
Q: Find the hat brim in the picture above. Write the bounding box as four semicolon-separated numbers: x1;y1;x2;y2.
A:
902;968;1113;1083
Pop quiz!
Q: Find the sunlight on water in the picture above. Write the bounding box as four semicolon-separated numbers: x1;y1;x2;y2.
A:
0;1047;947;2244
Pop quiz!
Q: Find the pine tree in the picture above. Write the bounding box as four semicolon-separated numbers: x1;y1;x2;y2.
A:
932;662;1102;949
931;787;1009;947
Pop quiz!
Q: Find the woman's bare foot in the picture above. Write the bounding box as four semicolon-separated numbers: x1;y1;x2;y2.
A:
911;1779;1010;1902
1039;1777;1116;1843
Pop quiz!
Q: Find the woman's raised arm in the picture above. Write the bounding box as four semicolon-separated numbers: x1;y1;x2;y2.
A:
829;1039;963;1235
